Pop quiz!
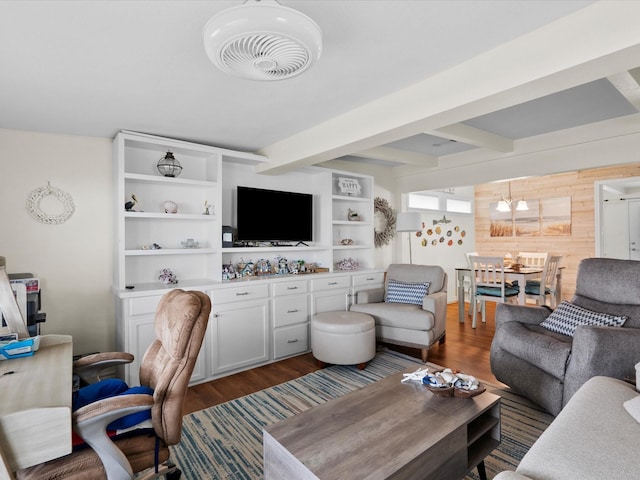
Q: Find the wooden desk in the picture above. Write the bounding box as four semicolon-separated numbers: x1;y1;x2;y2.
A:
0;335;72;479
455;268;563;323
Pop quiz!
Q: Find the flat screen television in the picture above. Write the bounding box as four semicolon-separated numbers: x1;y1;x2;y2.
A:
236;186;313;244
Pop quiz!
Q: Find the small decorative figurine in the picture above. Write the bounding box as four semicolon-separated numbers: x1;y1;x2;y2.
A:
163;201;178;214
240;260;254;277
276;256;289;275
203;200;212;215
158;268;178;285
348;209;360;221
125;194;137;211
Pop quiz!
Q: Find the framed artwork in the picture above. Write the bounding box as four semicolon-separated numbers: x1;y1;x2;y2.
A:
542;196;571;235
515;199;540;237
490;202;513;237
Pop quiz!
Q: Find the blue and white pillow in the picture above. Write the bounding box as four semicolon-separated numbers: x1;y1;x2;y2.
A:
385;279;430;305
540;300;627;337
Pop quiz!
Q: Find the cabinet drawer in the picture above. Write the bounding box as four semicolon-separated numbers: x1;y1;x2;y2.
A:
212;284;268;304
273;296;309;327
274;324;309;359
129;295;163;316
272;280;308;296
352;272;385;287
310;276;351;291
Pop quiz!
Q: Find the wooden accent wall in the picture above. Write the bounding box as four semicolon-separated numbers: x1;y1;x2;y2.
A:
475;163;640;302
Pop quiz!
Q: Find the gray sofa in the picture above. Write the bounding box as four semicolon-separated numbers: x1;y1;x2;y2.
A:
491;257;640;415
495;376;640;480
350;264;447;362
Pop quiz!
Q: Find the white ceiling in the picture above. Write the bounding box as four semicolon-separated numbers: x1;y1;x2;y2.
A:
2;0;640;189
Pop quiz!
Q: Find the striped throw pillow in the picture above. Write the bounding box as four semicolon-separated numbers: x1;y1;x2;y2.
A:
385;279;430;305
540;300;627;337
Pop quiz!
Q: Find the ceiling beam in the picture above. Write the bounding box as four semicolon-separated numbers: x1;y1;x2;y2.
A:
350;146;438;167
255;1;640;175
430;123;513;153
607;70;640;111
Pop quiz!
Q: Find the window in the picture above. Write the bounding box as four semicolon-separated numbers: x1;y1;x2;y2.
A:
446;198;472;213
408;194;439;210
408;189;474;214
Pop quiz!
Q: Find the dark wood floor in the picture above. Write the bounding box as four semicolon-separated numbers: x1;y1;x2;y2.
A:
183;301;498;415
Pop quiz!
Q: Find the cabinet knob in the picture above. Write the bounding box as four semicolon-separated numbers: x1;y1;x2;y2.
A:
287;339;299;344
236;291;249;296
328;281;338;285
287;286;299;290
366;277;375;281
212;313;219;318
287;309;299;313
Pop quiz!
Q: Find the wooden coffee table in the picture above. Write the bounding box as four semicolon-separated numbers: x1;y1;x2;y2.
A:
263;370;500;480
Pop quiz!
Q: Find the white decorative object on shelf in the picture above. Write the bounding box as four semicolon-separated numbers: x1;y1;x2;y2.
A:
181;239;199;248
163;201;178;214
336;257;359;270
338;177;361;197
158;268;178;285
25;182;75;225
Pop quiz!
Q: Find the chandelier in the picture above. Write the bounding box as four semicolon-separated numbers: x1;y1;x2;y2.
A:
496;182;528;212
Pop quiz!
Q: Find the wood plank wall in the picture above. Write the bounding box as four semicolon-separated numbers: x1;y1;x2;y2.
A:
474;163;640;302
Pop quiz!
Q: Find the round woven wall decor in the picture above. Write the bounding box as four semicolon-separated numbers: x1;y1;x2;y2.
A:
374;197;397;247
25;182;75;224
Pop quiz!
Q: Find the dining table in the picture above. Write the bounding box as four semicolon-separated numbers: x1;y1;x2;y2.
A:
455;266;563;323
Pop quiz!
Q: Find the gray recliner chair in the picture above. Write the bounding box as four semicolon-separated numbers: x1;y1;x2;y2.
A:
350;264;447;362
491;257;640;415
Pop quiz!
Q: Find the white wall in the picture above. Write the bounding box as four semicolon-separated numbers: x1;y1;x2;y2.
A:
408;211;476;303
0;128;112;355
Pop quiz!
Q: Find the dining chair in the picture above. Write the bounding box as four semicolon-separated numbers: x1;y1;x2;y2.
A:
468;255;520;328
464;252;479;316
525;255;563;307
517;252;548;268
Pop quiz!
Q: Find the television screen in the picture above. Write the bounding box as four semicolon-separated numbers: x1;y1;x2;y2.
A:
236;186;313;243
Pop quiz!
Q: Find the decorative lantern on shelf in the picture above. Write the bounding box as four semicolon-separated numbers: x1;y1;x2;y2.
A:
157;150;183;177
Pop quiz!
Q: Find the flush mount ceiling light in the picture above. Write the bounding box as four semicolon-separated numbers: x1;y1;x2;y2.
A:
203;0;322;81
496;182;529;212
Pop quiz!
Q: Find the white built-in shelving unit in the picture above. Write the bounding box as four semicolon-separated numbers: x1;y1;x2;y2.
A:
113;131;380;386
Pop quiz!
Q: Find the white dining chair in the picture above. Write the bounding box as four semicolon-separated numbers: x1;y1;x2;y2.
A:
525;255;563;307
517;252;548;268
468;255;520;328
464;252;479;316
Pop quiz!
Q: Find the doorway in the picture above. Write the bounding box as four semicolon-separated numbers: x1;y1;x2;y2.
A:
595;176;640;260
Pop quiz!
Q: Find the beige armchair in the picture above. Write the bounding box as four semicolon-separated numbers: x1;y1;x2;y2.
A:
18;289;211;480
350;264;447;362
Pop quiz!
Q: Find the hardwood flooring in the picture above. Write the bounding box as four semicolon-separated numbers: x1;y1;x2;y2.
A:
183;301;499;415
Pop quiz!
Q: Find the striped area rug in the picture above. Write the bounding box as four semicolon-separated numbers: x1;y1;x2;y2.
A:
170;350;553;479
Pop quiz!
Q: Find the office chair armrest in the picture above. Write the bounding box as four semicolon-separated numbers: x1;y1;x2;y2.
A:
74;394;154;479
73;351;135;385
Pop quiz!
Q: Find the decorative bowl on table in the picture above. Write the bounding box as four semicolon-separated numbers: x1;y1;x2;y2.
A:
510;263;524;271
422;368;484;399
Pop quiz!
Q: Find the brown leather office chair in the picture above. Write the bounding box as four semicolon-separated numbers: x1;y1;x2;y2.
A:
17;289;211;480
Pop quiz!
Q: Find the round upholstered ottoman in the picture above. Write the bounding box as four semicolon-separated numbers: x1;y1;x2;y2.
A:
311;311;376;370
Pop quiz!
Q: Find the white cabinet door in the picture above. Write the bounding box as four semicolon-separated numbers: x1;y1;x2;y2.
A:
210;299;269;374
126;315;156;386
311;289;352;314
